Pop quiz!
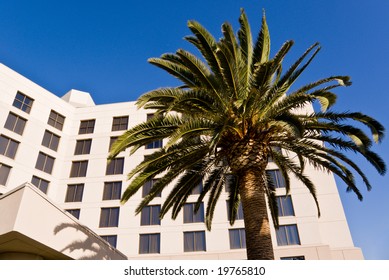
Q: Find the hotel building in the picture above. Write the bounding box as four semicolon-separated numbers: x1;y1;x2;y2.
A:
0;63;363;260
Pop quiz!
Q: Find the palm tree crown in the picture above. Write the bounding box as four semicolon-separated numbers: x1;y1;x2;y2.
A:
109;9;385;259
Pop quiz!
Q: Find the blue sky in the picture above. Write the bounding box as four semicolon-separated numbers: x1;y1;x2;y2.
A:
0;1;388;259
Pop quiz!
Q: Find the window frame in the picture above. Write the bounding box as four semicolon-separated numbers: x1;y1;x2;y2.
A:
183;231;206;252
99;207;120;227
111;116;129;131
140;205;161;226
142;179;161;198
4;112;27;135
47;110;65;131
183;203;204;223
0;134;20;159
0;163;11;186
69;160;88;177
12;91;34;114
31;175;50;194
105;158;124;175
100;235;118;248
74;139;92;155
229;228;246;249
109;136;118;151
276;224;301;246
277;195;295;217
78;119;96;134
41;130;60;151
65;184;84;202
266;169;286;188
35;152;55;174
102;181;122;200
139;233;160;254
66;209;81;219
145;114;162;149
280;256;305;260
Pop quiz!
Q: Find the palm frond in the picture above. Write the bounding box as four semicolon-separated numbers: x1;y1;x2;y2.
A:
252;9;270;67
237;8;253;86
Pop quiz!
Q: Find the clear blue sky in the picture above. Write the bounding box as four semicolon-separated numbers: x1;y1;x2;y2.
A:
0;0;387;259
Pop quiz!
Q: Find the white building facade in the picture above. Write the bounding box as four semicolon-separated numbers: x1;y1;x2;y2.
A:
0;63;363;260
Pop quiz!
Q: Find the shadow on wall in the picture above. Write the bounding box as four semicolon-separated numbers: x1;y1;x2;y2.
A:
53;222;123;260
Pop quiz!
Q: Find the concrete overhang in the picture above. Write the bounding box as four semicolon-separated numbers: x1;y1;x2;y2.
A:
0;183;127;260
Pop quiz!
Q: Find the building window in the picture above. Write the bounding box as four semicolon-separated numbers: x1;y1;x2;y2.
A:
0;135;19;159
142;179;161;197
226;201;244;220
280;256;305;260
41;130;60;151
65;184;84;202
35;152;55;174
266;169;286;188
31;176;49;194
141;205;161;226
70;160;88;177
0;163;11;186
100;235;117;248
66;209;81;219
183;203;204;223
74;139;92;155
4;112;27;135
277;196;295;216
103;181;122;200
106;158;124;175
12;91;34;113
99;207;120;227
229;228;246;249
276;224;301;246
109;136;118;151
184;231;206;252
112;116;128;131
78;119;95;134
224;174;236;193
47;110;65;131
145;139;163;149
191;181;203;195
145;114;162;149
139;233;160;254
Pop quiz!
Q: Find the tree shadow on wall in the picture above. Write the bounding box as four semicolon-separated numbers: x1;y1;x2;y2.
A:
53;222;124;260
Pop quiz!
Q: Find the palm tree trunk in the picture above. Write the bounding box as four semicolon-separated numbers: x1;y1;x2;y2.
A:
239;169;274;260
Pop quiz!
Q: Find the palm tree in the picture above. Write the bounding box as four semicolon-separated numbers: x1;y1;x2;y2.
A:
109;9;385;260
